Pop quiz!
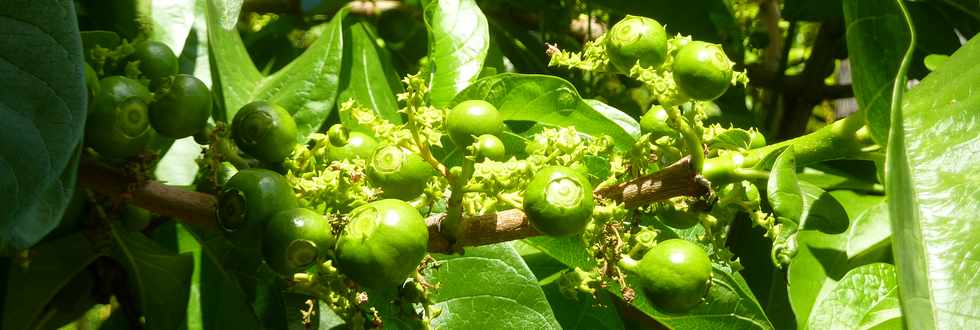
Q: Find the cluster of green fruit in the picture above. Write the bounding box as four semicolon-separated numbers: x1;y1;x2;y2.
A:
215;97;601;291
84;40;211;159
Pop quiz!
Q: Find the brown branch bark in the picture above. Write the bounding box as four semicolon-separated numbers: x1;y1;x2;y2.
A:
78;160;218;229
79;157;708;253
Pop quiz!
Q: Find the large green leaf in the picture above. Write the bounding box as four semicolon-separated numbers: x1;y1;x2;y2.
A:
807;263;902;329
885;30;980;328
0;0;86;251
451;74;637;150
426;243;561;329
542;282;625;330
843;0;908;145
186;225;263;330
337;20;404;129
2;233;101;330
206;0;345;141
110;223;194;330
422;0;490;107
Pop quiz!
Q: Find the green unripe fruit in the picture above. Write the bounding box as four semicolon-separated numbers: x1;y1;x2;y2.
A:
86;76;153;159
335;199;428;290
475;134;507;161
639;106;676;139
605;15;668;73
626;239;712;312
672;41;734;101
130;40;178;84
367;145;434;200
447;100;503;147
660;207;701;229
218;169;298;251
262;208;335;276
231;101;298;164
327;131;377;161
326;124;350;147
523;166;595;236
149;74;212;139
121;205;152;232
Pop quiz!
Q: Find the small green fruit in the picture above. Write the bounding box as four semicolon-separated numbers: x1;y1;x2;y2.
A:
447;100;503;147
218;169;298;251
327;131;377;161
672;41;734;101
475;134;507;161
367;145;434;200
130;40;178;84
605;15;668;73
335;199;428;289
231;101;298;164
149;74;212;139
262;208;335;276
86;76;153;159
523;166;595;236
639;106;676;139
628;239;712;312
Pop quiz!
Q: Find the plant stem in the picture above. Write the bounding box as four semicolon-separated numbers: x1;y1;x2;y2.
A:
702;113;869;183
404;102;448;177
441;155;476;242
665;105;705;173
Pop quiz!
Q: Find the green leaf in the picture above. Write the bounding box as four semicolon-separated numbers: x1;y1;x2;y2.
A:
542;283;624;330
885;30;980;329
337;20;404;129
0;0;86;251
767;148;803;224
709;128;753;151
3;233;101;330
144;0;197;53
155;137;203;186
843;0;908;144
186;225;263;330
807;263;901;329
426;243;561;329
451;74;637;150
582;99;641;139
422;0;490;107
110;223;194;330
206;0;345;141
845;202;891;263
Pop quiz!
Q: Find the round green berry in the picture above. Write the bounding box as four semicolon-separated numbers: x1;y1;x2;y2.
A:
327;131;377;161
262;208;335;276
605;15;668;73
476;134;507;161
218;168;298;251
523;166;595;237
130;40;178;84
335;199;428;290
672;41;734;101
231;101;298;164
627;239;712;312
149;74;212;139
367;145;434;200
86;76;153;159
447;100;503;147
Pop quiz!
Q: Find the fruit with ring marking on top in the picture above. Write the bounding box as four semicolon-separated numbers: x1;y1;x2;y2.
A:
672;41;734;101
622;239;712;312
639;105;676;139
149;74;212;139
475;134;507;161
446;100;503;147
523;166;595;236
605;15;668;73
231;101;298;164
262;208;335;276
218;169;298;251
367;145;434;200
129;40;178;85
85;76;153;159
327;130;378;161
334;199;428;290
